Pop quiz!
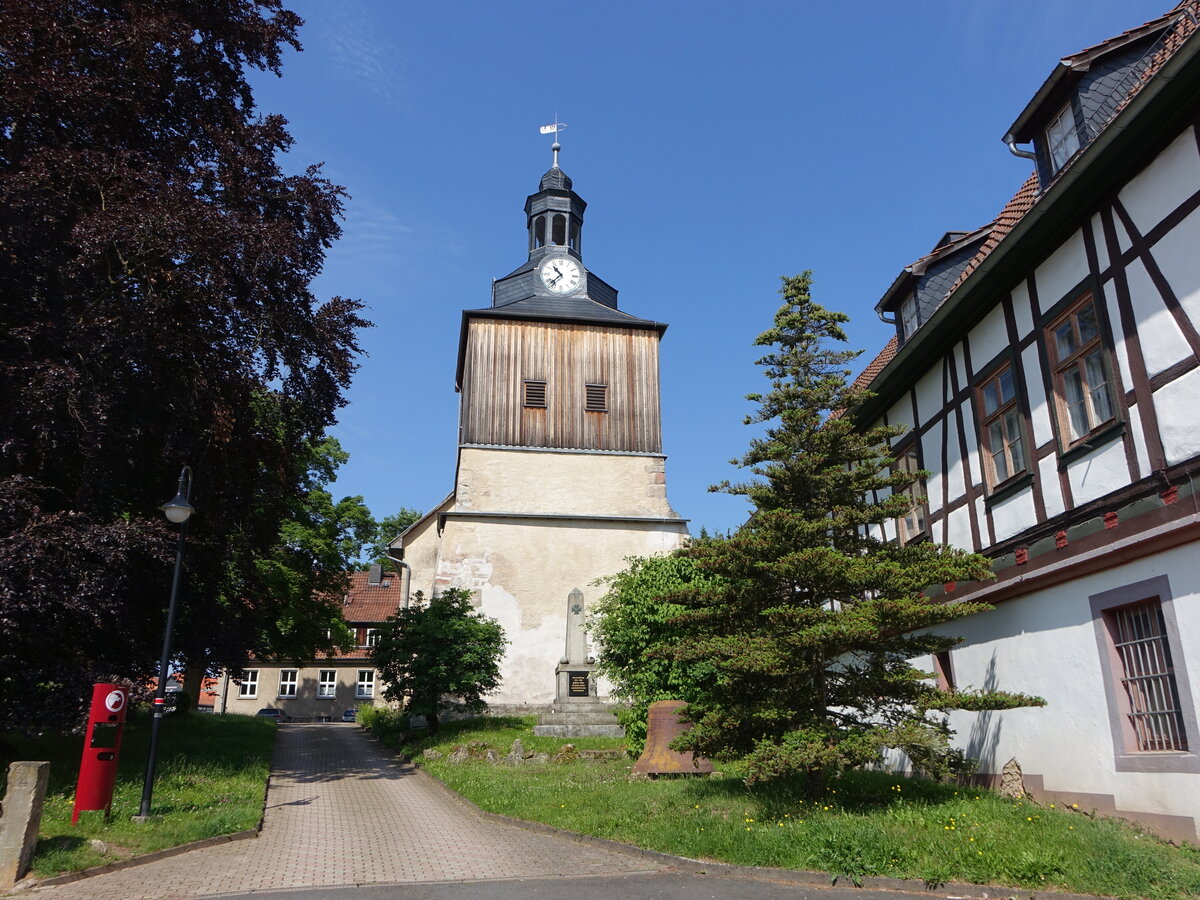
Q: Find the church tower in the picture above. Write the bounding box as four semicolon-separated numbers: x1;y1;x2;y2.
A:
393;146;688;707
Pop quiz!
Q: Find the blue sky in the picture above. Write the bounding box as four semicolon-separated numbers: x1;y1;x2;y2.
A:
251;0;1170;536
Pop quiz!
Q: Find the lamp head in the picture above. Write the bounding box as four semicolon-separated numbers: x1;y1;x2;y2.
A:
161;493;194;524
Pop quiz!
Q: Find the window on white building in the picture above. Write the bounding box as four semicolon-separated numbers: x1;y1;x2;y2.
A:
1090;576;1198;774
318;670;337;698
1107;600;1187;752
278;669;298;698
977;363;1027;489
1045;103;1081;172
892;445;928;545
356;670;375;699
238;670;258;698
900;294;920;341
1046;294;1116;447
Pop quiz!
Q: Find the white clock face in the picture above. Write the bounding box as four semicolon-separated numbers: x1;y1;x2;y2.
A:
540;257;582;294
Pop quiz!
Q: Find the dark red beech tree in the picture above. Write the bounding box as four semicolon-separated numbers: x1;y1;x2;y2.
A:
0;0;369;728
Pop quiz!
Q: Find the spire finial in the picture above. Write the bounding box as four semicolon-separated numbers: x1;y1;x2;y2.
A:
538;117;568;168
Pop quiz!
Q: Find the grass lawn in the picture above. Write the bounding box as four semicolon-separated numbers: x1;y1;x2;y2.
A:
0;711;275;878
399;716;1200;900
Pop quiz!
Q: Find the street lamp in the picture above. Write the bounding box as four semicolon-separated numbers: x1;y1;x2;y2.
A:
136;465;193;820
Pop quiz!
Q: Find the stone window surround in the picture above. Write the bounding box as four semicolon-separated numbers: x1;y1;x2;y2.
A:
1089;574;1199;773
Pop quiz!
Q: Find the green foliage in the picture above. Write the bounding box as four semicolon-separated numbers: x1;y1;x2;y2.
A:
0;1;368;728
248;436;371;659
590;554;725;754
356;704;411;743
371;588;507;735
359;507;424;570
665;272;1042;786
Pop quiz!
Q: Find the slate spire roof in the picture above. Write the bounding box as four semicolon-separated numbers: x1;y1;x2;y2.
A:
539;166;573;191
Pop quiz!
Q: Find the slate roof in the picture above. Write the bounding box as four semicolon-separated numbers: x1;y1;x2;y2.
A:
539;166;573;191
468;294;665;330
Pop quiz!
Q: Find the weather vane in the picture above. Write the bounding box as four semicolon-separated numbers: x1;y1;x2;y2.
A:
539;117;567;168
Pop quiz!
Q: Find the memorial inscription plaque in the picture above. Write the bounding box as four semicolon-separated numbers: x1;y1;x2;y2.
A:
568;671;589;698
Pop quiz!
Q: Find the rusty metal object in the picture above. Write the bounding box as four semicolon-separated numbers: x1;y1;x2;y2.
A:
632;700;713;775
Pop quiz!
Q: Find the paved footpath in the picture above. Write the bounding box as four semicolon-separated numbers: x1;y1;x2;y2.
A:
26;724;663;900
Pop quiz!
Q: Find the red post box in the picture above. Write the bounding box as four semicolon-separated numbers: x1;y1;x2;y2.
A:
72;683;129;825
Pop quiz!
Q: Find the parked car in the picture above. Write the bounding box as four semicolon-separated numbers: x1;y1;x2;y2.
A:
255;708;289;722
341;708;359;723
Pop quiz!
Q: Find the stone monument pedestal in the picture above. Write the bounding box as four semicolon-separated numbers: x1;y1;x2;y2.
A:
532;589;623;738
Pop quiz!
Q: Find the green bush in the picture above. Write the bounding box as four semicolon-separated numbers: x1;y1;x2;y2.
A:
357;706;410;747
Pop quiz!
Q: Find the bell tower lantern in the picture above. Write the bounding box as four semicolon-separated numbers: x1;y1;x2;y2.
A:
525;153;586;260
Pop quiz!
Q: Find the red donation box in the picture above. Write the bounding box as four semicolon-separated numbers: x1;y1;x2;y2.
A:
72;682;129;825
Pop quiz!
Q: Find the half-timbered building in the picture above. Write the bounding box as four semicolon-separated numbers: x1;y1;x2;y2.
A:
390;153;689;707
860;1;1200;841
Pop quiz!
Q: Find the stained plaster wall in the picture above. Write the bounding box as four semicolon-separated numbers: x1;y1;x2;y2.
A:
399;447;689;706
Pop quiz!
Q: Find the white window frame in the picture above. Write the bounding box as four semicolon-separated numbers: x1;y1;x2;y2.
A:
366;628;381;648
1045;294;1117;449
238;670;259;699
317;669;337;698
356;670;375;699
892;445;928;545
278;669;298;699
976;362;1027;489
900;294;920;341
1045;102;1080;172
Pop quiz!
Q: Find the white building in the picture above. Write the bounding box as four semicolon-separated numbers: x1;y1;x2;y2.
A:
860;2;1200;842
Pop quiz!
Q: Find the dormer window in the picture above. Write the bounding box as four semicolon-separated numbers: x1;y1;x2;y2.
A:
1045;103;1080;172
900;294;920;341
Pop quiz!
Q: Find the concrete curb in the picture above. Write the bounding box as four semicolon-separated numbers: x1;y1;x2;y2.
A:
410;760;1116;900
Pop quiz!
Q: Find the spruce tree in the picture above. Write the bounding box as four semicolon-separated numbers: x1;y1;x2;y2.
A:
671;272;1042;786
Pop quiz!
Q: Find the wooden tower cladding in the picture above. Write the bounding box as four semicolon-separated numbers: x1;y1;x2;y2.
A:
459;318;662;453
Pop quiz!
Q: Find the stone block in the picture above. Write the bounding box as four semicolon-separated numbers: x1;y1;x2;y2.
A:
0;761;50;888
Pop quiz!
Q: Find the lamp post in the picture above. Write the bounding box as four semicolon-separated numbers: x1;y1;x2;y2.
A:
136;465;194;821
